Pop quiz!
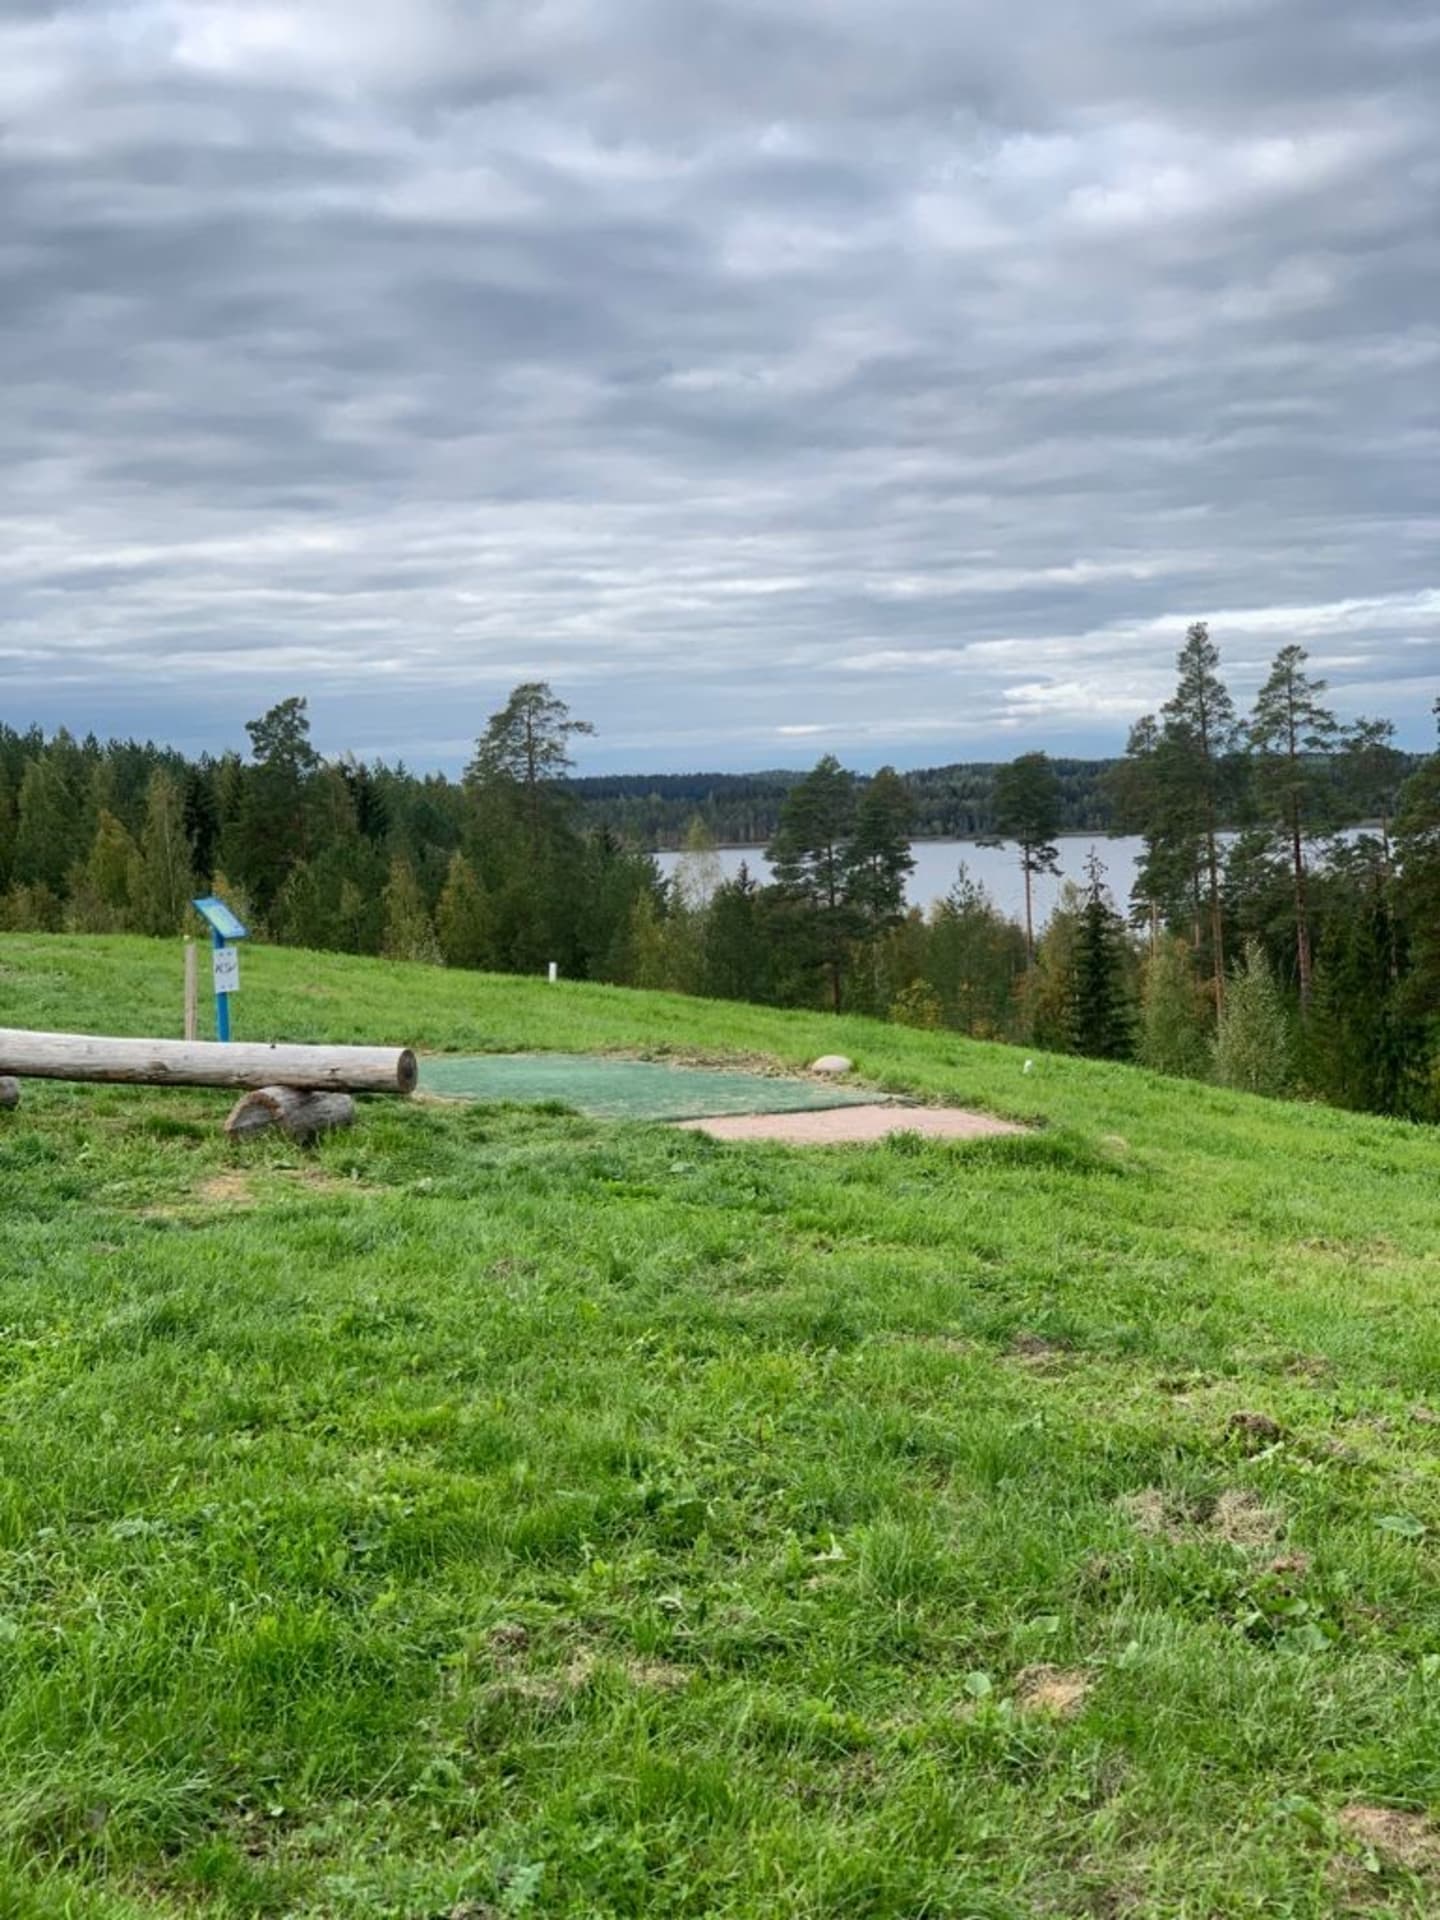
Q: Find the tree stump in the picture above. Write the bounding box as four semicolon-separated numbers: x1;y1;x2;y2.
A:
223;1085;356;1141
0;1077;19;1111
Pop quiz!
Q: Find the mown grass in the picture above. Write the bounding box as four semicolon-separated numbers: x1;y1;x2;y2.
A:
2;933;1440;1918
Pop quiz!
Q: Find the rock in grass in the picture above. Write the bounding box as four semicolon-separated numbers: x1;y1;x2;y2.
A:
810;1055;853;1075
0;1077;19;1111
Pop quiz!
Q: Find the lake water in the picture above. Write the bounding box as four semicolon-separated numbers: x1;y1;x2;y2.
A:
656;835;1146;927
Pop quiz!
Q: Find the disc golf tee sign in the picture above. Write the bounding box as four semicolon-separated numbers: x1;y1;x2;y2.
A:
193;895;248;1042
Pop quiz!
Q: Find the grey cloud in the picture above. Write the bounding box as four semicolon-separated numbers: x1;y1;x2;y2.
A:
1;0;1436;769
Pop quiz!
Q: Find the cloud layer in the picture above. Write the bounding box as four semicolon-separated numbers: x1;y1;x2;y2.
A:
3;0;1437;766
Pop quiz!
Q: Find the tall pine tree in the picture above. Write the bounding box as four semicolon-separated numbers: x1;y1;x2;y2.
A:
1248;644;1338;1012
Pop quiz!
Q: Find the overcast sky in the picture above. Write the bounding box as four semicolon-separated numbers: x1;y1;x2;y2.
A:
3;0;1437;773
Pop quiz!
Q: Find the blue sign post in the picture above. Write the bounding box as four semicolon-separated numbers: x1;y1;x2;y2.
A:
192;896;249;1042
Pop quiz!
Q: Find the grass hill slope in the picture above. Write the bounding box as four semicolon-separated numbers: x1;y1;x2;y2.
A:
2;935;1439;1918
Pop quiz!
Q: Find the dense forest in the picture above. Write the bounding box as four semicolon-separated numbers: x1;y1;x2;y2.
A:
1;624;1435;1121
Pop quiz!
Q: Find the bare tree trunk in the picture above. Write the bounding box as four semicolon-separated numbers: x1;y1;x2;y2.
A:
1022;852;1035;965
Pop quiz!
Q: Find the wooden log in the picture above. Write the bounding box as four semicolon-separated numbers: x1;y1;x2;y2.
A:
0;1077;19;1111
0;1029;417;1094
224;1086;357;1140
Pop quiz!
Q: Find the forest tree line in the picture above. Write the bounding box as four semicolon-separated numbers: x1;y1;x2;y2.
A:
1;626;1436;1121
566;757;1130;846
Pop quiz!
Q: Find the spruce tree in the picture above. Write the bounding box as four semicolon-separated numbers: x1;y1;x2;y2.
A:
72;810;138;931
1138;938;1212;1079
436;852;495;969
700;865;772;1003
131;772;194;935
1394;701;1440;1023
1214;941;1293;1098
381;857;441;964
1306;875;1425;1117
1069;855;1134;1060
923;867;1027;1039
14;751;82;891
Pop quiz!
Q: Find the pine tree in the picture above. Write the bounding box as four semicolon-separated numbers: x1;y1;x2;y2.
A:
131;772;194;935
1109;713;1205;944
1138;938;1212;1079
381;856;441;964
436;852;495;969
990;752;1061;962
230;697;320;917
1339;717;1407;869
847;768;915;932
465;682;593;858
766;755;858;1011
1159;622;1240;1008
1248;644;1339;1012
1069;855;1134;1059
1214;941;1293;1098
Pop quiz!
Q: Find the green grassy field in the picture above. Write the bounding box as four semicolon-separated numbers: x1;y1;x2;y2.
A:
2;934;1440;1918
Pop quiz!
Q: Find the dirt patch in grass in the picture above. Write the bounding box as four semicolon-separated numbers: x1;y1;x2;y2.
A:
1015;1666;1090;1716
675;1105;1025;1145
1225;1410;1287;1449
1118;1486;1284;1546
1116;1488;1173;1537
1338;1805;1440;1871
483;1629;689;1707
1209;1488;1284;1545
1009;1332;1073;1370
197;1171;256;1205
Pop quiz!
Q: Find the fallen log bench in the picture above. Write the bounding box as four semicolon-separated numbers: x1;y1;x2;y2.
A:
0;1030;417;1094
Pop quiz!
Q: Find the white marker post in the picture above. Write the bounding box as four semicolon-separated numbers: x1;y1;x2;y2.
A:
548;962;558;983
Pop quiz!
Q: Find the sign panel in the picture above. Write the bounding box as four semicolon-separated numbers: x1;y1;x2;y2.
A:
192;895;249;941
212;946;240;995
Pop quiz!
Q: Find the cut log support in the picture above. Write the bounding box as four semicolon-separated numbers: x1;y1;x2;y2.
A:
0;1029;417;1094
0;1077;19;1111
224;1086;357;1141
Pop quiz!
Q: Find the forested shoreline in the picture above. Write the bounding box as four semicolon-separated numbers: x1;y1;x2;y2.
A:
2;625;1436;1121
567;758;1125;845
